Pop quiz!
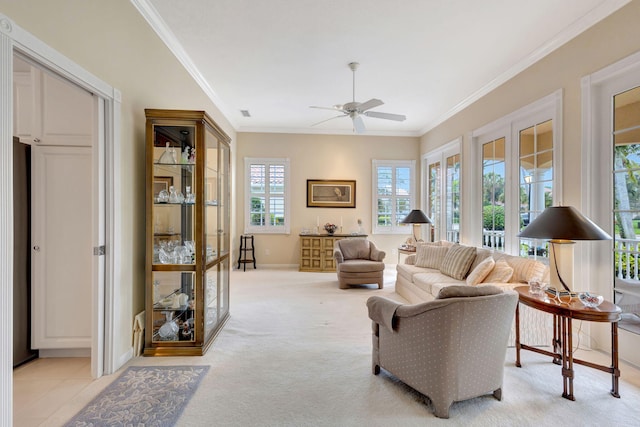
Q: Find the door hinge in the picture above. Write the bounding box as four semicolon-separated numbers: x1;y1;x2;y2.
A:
93;245;106;256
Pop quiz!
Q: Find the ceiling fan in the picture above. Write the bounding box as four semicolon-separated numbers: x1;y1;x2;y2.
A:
310;62;406;133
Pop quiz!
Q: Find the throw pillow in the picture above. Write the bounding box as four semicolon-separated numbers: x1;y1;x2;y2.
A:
507;256;547;283
436;284;503;299
415;245;450;269
466;256;495;286
482;258;514;283
439;244;477;280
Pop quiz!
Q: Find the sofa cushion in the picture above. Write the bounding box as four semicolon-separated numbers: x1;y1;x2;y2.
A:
414;272;464;295
415;245;450;268
339;259;384;273
466;256;495;286
439;244;477;280
482;258;513;283
338;239;370;260
505;256;547;283
436;284;504;299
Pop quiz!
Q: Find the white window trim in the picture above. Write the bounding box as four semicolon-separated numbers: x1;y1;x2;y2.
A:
471;90;563;253
422;137;462;242
244;157;291;234
372;159;416;235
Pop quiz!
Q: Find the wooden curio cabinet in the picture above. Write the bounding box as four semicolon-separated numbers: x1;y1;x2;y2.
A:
144;109;231;356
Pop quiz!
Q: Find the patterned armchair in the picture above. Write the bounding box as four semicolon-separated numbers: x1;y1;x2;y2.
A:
366;286;518;418
334;238;386;289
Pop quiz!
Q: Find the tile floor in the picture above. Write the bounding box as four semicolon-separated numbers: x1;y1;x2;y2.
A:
13;358;111;427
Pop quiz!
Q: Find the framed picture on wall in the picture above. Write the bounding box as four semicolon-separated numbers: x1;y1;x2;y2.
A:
307;179;356;208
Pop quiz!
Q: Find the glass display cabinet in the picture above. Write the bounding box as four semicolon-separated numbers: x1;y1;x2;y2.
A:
144;109;231;356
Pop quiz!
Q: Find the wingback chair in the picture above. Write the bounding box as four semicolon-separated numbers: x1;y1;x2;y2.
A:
334;238;386;289
366;285;518;418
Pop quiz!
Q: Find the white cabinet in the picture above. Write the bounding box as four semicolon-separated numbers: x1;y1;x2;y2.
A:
13;61;95;146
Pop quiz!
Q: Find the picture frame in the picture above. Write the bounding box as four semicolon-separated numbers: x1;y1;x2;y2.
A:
307;179;356;208
153;176;173;197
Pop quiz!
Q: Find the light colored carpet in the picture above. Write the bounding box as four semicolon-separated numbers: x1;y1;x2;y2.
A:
64;365;208;426
124;268;640;426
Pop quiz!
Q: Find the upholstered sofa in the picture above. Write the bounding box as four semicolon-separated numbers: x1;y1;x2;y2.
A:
395;241;552;345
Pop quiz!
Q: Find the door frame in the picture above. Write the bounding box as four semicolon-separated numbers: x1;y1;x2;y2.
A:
0;13;121;425
581;49;640;366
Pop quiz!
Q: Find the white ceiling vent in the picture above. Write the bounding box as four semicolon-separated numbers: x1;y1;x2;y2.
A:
240;110;251;117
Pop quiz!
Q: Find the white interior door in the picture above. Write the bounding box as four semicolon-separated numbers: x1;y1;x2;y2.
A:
31;145;93;352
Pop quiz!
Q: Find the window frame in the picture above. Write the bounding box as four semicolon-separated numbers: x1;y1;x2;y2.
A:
471;90;563;253
372;159;416;235
423;138;462;242
244;157;291;234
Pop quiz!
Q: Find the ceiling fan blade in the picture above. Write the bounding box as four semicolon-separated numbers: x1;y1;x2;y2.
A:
364;111;407;121
358;98;384;112
311;114;347;127
351;114;366;134
310;105;343;112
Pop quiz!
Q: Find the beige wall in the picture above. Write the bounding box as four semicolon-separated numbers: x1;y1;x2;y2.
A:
0;0;236;365
419;1;640;362
421;0;640;242
236;132;420;265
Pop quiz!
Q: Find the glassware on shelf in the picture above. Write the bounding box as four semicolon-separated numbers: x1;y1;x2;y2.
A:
158;311;179;340
181;146;190;164
185;186;196;204
157;189;169;203
158;142;177;164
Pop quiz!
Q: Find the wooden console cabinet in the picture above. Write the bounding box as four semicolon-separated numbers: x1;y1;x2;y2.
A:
299;234;367;272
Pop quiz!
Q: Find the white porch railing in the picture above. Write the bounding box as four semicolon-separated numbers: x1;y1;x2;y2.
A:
482;230;505;251
615;238;640;280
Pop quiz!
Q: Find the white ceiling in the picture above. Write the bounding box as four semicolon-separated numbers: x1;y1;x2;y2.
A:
136;0;628;137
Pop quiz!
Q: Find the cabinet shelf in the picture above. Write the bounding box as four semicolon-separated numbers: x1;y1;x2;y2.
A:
145;109;231;357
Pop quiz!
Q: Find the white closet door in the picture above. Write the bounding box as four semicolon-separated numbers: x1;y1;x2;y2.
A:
32;145;92;350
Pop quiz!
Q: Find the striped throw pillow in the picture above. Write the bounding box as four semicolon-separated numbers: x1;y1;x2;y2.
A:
415;245;450;269
439;244;477;280
483;258;514;283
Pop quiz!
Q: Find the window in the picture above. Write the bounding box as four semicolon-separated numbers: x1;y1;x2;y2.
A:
482;137;506;251
244;158;290;234
427;161;441;240
424;138;461;242
613;85;640;335
518;120;553;259
445;153;461;243
472;91;561;254
372;160;415;234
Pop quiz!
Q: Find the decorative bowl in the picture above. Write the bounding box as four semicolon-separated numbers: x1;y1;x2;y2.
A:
578;292;604;308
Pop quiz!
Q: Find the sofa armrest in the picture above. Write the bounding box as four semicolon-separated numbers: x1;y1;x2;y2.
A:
366;296;402;332
370;242;386;262
405;254;416;265
334;246;344;264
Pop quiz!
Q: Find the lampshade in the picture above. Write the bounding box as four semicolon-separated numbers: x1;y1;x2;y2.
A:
518;206;611;241
401;209;432;224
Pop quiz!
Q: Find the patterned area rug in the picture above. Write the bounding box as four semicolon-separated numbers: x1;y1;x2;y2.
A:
64;365;209;426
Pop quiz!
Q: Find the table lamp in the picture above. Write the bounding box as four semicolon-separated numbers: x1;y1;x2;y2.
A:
518;205;611;292
401;209;432;245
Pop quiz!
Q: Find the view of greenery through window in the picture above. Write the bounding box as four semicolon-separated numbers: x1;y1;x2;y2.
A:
613;86;640;334
518;120;553;259
249;162;285;227
376;164;411;228
482;137;506;250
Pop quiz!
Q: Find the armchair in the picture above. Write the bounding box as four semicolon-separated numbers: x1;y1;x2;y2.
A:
334;238;386;289
366;285;518;418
